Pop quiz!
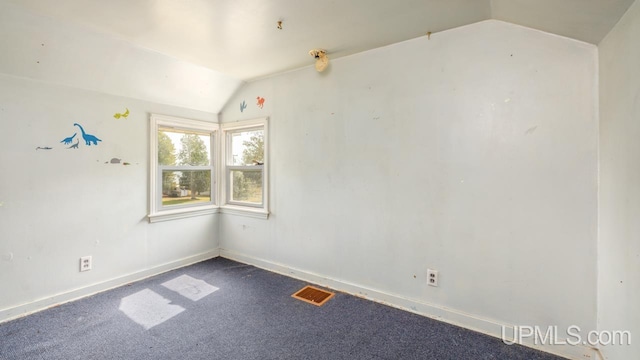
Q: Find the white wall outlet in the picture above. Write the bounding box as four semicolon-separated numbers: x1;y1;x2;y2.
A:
80;256;92;272
427;269;438;287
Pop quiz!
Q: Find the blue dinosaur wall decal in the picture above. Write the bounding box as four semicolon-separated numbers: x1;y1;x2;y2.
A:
60;133;77;145
240;100;247;113
73;123;102;146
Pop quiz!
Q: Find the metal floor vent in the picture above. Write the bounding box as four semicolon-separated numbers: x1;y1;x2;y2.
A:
292;285;335;306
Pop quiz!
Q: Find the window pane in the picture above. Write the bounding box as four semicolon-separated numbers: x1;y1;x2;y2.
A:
230;170;262;204
231;129;264;166
162;170;211;207
159;129;211;166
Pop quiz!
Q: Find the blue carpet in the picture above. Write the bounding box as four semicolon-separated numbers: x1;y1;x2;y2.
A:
0;258;566;359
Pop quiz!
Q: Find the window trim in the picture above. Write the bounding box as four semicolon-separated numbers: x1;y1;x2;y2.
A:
220;117;269;219
148;114;219;223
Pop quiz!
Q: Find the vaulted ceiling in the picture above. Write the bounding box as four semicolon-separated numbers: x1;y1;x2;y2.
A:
6;0;636;81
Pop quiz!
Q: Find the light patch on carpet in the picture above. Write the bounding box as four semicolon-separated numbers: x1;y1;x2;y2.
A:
161;274;219;301
119;289;185;330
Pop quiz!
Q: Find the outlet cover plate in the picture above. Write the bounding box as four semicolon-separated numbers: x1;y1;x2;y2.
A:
427;269;438;287
80;256;92;272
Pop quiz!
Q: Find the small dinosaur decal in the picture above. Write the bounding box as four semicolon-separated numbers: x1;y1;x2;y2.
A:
60;133;77;145
256;97;265;109
74;123;102;146
36;146;52;150
240;101;247;112
114;108;129;119
67;140;79;149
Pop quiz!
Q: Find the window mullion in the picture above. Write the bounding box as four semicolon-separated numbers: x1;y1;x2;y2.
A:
226;165;263;171
160;165;213;171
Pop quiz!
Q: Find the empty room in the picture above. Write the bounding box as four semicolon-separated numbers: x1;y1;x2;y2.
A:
0;1;638;359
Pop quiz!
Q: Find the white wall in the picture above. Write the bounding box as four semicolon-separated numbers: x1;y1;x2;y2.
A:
220;20;599;358
0;75;220;320
598;0;640;359
0;3;223;321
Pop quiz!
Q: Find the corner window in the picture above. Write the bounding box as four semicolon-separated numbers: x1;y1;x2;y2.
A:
149;114;218;222
221;118;269;218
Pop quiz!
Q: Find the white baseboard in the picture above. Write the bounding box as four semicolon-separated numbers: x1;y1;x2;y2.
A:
0;249;220;324
220;248;596;360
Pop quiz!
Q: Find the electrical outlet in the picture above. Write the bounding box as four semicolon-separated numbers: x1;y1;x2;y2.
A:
427;269;438;287
80;256;92;272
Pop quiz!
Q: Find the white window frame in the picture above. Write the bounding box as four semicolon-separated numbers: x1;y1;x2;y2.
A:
220;117;269;219
148;114;218;223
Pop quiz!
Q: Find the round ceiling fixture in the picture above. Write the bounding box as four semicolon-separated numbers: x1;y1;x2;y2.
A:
309;49;329;72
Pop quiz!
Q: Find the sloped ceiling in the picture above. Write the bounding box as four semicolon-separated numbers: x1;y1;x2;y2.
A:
491;0;635;45
5;0;635;82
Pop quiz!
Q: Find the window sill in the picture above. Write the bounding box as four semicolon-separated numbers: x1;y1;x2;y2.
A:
148;205;219;223
219;205;269;219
